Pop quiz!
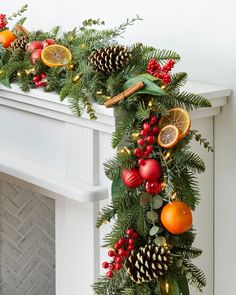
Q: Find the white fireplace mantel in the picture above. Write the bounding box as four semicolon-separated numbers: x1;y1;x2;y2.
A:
0;82;231;295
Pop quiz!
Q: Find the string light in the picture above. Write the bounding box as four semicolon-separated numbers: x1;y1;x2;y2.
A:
165;282;169;293
148;100;153;107
161;84;167;90
68;64;74;70
17;71;22;77
164;152;171;160
131;132;140;140
73;74;80;82
118;146;131;155
96;90;103;95
171;192;177;200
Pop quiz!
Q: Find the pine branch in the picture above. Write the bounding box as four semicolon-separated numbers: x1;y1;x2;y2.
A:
134;205;150;237
135;101;151;121
173;150;205;173
96;204;116;228
112;112;136;148
171;91;211;111
183;261;206;291
174;245;202;260
168;72;188;92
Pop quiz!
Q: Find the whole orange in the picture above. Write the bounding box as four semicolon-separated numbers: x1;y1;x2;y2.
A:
0;30;16;48
161;200;192;234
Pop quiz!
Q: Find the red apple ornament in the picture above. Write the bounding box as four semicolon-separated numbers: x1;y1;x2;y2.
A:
31;49;42;64
42;38;55;48
27;41;43;52
139;159;162;182
121;168;143;189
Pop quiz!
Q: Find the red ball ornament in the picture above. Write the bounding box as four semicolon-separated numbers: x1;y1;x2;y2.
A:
139;159;162;181
121;168;143;189
145;181;161;195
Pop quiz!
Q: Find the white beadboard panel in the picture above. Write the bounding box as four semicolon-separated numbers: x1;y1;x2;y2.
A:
65;123;99;185
0;105;65;173
56;197;99;295
190;117;214;295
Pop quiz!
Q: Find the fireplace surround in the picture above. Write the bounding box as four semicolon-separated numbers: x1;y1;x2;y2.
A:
0;82;230;295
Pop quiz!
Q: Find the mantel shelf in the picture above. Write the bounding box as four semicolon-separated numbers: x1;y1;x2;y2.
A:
0;150;107;202
0;82;231;132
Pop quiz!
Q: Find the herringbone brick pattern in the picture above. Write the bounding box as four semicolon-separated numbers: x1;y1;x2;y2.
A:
0;179;55;295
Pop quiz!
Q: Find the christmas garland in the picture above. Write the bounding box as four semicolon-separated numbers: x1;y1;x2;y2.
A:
0;5;214;295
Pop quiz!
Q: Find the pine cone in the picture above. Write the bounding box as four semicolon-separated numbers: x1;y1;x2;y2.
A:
89;46;131;75
126;244;173;284
10;36;29;51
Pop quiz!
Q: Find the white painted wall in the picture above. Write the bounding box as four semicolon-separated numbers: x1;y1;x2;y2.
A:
2;1;234;294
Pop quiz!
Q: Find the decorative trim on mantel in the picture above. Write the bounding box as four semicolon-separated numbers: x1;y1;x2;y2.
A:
0;82;231;133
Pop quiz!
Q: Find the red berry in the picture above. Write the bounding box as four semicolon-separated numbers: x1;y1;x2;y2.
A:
132;232;139;239
108;263;115;270
128;245;135;251
118;248;126;257
118;237;126;246
115;256;122;264
147;136;155;144
33;75;40;82
126;229;134;236
108;250;115;257
40;73;46;79
114;243;120;250
138;159;145;166
144;151;150;158
137;138;145;146
102;261;109;269
150;116;158;125
128;238;135;245
152;126;159;134
146;145;153;153
115;264;122;270
106;271;113;278
143;123;150;131
133;148;142;158
123;251;129;258
140;129;148;136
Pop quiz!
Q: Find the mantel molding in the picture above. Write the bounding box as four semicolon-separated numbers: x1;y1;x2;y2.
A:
0;82;231;133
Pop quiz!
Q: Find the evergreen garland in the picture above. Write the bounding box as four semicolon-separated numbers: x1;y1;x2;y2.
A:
0;5;214;295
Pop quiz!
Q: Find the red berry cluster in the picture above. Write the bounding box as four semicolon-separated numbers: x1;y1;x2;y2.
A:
133;115;159;163
147;59;175;84
33;73;47;87
102;228;138;279
0;14;7;30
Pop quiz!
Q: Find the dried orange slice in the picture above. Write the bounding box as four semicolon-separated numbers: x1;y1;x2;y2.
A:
159;108;191;139
158;125;179;148
41;44;72;67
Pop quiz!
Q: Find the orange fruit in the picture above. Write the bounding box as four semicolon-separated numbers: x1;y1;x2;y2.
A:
0;30;16;48
158;125;179;148
161;200;192;234
41;44;72;67
159;108;191;139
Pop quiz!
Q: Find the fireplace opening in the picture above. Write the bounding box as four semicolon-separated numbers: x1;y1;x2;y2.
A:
0;179;55;295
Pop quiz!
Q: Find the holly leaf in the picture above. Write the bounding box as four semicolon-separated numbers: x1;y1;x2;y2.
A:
177;275;190;295
123;75;167;97
0;77;11;88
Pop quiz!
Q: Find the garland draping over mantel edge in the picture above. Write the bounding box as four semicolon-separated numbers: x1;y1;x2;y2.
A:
0;5;213;295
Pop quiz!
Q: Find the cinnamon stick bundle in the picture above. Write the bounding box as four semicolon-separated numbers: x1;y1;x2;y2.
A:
104;81;144;108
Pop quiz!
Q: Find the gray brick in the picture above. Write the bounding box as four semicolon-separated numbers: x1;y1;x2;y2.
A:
17;195;39;220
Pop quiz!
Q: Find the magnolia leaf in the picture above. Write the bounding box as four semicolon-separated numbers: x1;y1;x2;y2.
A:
0;77;11;88
177;275;190;295
140;192;152;207
152;195;163;209
123;75;167;97
138;73;160;82
149;225;159;236
154;236;166;246
147;211;158;221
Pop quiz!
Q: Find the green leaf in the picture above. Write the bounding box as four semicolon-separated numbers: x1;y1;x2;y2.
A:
177;275;190;295
0;77;11;88
160;280;180;295
140;193;152;207
152;195;163;209
146;211;158;221
138;73;160;82
123;75;167;97
149;225;159;236
154;236;166;246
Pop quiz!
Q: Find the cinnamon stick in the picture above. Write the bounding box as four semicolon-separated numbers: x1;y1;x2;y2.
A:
14;24;30;36
104;81;144;108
